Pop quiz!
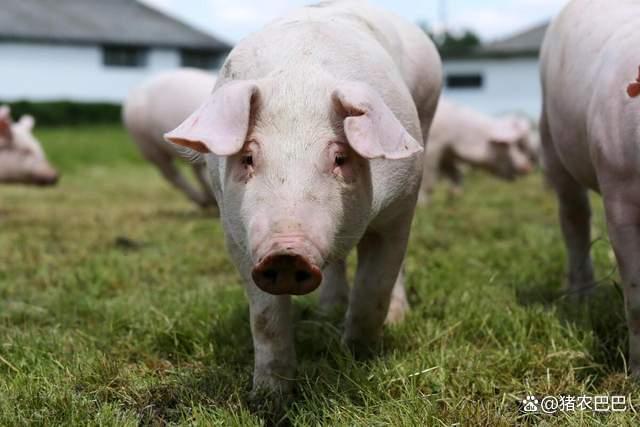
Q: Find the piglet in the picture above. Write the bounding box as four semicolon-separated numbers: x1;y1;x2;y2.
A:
123;69;218;209
165;0;442;395
0;106;58;186
421;98;536;199
540;0;640;378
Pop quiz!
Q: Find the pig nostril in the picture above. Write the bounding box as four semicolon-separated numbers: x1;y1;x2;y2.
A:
295;270;311;283
262;269;278;282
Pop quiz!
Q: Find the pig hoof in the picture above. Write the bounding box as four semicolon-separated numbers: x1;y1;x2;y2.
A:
342;334;380;360
247;387;293;422
566;282;596;301
385;297;409;325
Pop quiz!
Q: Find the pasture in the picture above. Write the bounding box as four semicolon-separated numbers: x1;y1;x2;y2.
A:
1;125;639;425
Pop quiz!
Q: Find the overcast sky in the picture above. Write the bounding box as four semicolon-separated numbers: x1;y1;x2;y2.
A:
141;0;568;44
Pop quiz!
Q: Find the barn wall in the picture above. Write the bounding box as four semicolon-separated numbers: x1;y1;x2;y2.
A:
442;57;541;119
0;42;181;103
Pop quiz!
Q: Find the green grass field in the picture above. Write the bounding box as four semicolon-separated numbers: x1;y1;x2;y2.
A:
1;125;639;425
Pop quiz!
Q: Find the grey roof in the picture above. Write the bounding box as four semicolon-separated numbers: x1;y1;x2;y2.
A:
477;22;549;57
0;0;230;51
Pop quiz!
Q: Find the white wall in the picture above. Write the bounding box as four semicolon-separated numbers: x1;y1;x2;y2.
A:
442;57;541;119
0;42;181;103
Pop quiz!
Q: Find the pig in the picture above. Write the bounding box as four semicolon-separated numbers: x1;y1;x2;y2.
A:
539;0;640;376
421;98;536;199
123;69;218;209
0;106;59;186
165;0;442;395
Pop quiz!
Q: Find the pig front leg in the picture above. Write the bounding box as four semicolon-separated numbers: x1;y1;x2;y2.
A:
603;194;640;378
246;285;296;394
344;217;411;352
140;143;212;208
228;240;296;395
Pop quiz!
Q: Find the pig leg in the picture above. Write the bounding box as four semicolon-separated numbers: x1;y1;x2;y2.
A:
385;265;410;325
141;143;211;208
344;217;411;351
602;192;640;378
420;148;442;205
228;239;296;394
541;116;595;296
318;259;350;312
440;153;464;197
191;162;218;209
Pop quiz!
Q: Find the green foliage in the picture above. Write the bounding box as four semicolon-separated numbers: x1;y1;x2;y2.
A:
1;100;121;127
1;125;639;425
419;21;482;58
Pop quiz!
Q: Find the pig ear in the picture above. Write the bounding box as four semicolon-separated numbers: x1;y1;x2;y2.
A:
18;115;35;131
490;122;522;145
332;82;422;160
0;106;12;141
165;81;260;156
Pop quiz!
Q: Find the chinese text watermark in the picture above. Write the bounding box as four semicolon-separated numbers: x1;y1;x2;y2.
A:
521;395;630;414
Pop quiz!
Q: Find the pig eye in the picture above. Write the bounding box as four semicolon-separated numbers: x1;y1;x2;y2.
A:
242;154;254;168
335;153;347;167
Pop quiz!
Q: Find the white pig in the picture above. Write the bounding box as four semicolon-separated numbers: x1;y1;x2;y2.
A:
540;0;640;376
0;106;58;186
421;98;535;199
166;0;442;395
123;69;217;208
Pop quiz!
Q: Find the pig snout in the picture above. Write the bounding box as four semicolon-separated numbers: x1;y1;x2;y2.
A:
251;236;323;295
517;161;534;175
34;169;60;186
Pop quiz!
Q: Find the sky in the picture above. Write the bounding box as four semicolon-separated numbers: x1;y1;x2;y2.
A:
140;0;569;44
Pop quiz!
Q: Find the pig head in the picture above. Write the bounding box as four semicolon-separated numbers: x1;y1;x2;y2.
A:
481;116;535;180
166;78;422;296
0;106;59;186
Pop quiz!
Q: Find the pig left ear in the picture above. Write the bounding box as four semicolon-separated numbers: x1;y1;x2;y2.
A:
18;115;35;131
332;82;422;160
0;106;12;142
490;122;522;145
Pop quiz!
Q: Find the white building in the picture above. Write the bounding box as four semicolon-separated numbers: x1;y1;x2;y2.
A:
0;0;230;103
442;23;548;119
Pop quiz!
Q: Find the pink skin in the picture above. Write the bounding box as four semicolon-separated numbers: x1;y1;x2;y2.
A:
122;69;219;209
238;139;359;296
0;107;59;186
163;0;441;396
167;79;418;297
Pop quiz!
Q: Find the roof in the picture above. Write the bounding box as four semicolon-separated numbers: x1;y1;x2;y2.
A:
476;22;549;58
0;0;231;51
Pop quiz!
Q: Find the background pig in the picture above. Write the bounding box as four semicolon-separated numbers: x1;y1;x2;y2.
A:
0;106;58;186
166;0;442;395
123;69;217;209
540;0;640;376
421;98;536;199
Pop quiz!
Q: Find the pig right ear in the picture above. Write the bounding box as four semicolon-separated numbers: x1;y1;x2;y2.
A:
0;105;12;142
489;121;522;145
164;81;260;156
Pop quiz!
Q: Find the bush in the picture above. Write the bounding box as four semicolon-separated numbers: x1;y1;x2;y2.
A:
0;100;121;127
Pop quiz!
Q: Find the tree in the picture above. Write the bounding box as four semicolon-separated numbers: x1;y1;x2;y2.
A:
418;21;482;58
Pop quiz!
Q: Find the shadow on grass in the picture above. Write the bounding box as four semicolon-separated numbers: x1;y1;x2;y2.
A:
516;278;628;379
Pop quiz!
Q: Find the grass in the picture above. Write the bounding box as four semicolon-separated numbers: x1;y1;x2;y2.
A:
1;125;639;425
